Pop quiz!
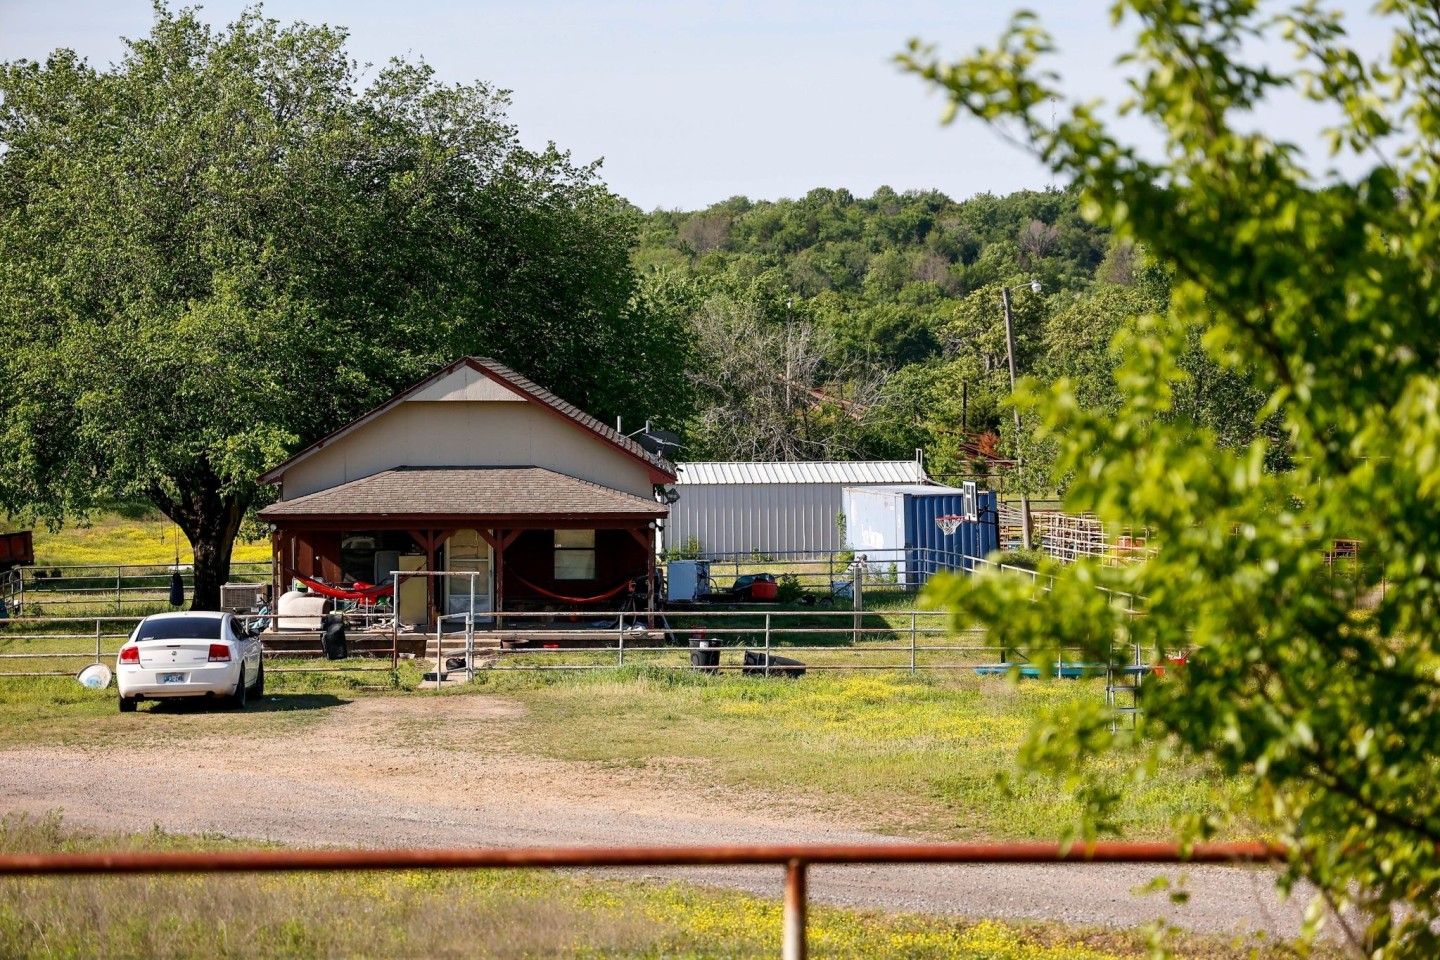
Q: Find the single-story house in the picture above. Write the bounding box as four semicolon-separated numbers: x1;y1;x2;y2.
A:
257;357;675;627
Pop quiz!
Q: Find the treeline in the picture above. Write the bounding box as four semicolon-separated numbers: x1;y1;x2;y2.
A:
637;186;1282;485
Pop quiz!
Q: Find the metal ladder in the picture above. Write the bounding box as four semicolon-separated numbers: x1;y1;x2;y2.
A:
1106;642;1144;732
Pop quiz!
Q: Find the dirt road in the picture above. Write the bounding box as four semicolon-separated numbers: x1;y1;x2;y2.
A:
0;694;1307;938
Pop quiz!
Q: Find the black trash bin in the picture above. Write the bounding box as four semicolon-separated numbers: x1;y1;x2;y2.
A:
320;613;348;661
742;649;805;678
689;639;720;674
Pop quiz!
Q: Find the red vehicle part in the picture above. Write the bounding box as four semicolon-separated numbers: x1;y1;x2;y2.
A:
0;531;33;570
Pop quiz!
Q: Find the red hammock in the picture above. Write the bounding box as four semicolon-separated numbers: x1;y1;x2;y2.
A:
508;572;637;605
292;574;394;602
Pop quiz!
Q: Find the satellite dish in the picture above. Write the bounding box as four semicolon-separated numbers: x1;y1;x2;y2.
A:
77;663;112;690
662;486;681;505
635;428;682;457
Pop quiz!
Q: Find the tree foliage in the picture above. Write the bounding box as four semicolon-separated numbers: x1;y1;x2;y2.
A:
0;6;682;606
904;1;1440;954
639;187;1114;468
678;279;892;461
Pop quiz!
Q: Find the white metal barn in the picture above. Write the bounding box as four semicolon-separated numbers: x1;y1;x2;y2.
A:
663;460;932;557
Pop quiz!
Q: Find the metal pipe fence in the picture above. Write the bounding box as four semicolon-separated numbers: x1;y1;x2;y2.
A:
0;614;399;680
386;601;1169;684
4;547;990;617
0;543;1148;619
0;553;1161;683
0;609;1135;682
0;840;1288;960
4;562;271;615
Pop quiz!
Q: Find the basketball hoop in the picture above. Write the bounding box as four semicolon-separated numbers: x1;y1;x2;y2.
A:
936;515;964;536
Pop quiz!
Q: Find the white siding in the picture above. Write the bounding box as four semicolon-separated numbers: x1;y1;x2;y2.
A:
409;366;526;403
282;401;653;500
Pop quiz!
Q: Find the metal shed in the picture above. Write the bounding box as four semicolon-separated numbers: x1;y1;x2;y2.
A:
664;459;930;558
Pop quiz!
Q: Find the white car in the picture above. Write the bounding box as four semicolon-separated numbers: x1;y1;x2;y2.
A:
116;611;264;712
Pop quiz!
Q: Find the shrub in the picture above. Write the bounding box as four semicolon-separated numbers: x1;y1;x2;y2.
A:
993;549;1046;571
662;535;704;561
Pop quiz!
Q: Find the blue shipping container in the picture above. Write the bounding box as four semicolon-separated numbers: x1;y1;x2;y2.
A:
842;485;999;588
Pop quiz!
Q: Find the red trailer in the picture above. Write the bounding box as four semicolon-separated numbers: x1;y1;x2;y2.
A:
0;531;34;571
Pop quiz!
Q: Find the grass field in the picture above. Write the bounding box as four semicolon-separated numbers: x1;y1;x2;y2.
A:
0;666;1282;958
469;667;1238;842
4;508;271;567
0;663;1238;843
0;813;1300;960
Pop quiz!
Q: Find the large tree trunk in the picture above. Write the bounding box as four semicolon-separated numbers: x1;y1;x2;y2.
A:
149;470;249;612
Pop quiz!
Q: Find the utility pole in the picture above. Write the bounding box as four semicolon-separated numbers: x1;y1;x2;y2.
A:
1001;286;1034;551
784;298;794;413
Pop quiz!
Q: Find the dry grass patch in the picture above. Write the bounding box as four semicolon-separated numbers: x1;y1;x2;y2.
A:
0;814;1303;960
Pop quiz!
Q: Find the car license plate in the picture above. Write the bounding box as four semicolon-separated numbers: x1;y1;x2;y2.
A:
160;672;186;684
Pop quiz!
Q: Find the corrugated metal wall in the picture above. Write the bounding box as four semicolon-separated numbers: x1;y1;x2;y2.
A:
842;486;1000;587
665;483;854;557
906;490;998;585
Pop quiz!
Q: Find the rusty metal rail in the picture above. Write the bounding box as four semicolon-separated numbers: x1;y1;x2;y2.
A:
0;841;1287;960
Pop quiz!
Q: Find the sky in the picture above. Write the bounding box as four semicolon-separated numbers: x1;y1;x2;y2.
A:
0;0;1389;211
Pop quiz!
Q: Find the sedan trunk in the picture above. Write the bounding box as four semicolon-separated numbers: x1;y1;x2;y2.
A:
136;640;215;668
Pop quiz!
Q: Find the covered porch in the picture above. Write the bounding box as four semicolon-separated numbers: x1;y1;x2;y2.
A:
258;466;667;629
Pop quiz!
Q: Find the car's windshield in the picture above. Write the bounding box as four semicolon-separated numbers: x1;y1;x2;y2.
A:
135;618;223;642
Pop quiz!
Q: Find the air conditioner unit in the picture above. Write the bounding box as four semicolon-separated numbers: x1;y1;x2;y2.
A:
666;560;711;603
220;582;267;614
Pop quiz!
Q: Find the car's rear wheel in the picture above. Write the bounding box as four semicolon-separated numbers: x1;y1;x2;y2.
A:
118;695;137;713
229;667;248;710
252;662;264;698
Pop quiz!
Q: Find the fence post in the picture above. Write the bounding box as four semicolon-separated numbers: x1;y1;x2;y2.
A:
783;859;808;960
95;619;102;665
852;566;862;646
433;625;442;695
764;613;771;677
618;616;625;668
390;568;401;674
468;571;477;683
115;569;122;616
466;612;475;684
910;612;916;673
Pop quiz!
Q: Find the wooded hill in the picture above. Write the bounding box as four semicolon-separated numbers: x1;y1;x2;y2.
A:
634;186;1274;485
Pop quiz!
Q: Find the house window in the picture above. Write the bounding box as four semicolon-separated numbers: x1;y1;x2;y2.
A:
554;530;596;580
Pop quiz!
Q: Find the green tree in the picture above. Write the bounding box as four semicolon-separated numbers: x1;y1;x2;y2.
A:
904;1;1440;955
0;6;677;608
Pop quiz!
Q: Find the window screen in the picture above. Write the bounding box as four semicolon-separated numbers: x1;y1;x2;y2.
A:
554;530;596;580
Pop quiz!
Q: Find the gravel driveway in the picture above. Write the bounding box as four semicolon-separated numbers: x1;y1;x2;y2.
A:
0;694;1308;939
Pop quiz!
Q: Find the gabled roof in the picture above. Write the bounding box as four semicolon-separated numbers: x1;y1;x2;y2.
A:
675;461;930;485
258;357;676;485
258;466;668;521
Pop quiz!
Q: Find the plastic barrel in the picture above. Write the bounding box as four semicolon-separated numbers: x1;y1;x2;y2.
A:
689;639;720;672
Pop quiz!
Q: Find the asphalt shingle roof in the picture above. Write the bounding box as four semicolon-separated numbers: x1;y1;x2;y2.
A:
258;467;667;519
